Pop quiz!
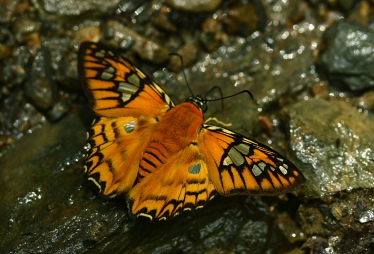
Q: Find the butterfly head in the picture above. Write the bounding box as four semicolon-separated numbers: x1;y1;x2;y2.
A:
186;95;208;113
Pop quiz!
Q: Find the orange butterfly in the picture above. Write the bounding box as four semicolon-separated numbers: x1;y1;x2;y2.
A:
78;42;305;221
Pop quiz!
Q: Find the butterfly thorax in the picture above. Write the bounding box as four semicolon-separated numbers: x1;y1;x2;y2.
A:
186;95;207;113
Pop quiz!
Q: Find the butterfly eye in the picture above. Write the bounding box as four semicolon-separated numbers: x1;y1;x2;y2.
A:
188;162;202;174
124;120;136;133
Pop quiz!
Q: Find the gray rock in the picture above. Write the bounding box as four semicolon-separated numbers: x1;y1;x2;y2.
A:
31;0;121;16
286;98;374;196
104;20;170;64
166;0;222;12
25;47;58;110
320;20;374;91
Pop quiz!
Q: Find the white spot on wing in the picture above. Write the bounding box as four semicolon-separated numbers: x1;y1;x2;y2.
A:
118;82;138;94
128;73;140;85
223;156;233;166
252;164;262;176
279;165;288;175
95;52;105;58
124;120;136;133
105;66;115;73
228;147;245;166
101;71;113;80
258;162;266;171
121;93;132;102
235;143;250;155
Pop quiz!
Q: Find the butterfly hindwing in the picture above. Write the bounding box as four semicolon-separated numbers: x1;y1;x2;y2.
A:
128;144;216;221
199;124;305;196
84;116;158;196
78;42;174;118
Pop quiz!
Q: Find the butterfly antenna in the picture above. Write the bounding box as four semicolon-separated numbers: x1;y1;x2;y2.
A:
204;86;224;112
207;90;255;102
169;53;194;96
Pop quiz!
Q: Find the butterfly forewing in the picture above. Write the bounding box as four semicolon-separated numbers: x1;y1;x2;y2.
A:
78;42;174;118
200;124;305;196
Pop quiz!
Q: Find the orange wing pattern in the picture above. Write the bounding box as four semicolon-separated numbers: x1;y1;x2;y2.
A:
78;42;174;117
83;116;157;197
79;42;305;221
200;124;305;196
127;123;305;221
79;42;173;197
129;145;216;220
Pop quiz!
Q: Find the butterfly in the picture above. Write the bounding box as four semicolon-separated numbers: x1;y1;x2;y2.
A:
78;42;305;221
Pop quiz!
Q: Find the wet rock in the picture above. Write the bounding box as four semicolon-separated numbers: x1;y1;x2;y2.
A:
286;98;374;196
348;0;372;25
56;50;81;91
152;12;178;33
354;90;374;113
199;17;223;52
72;26;101;46
0;113;94;253
25;47;58;110
1;59;27;92
31;0;121;16
354;199;374;223
222;3;261;36
46;100;70;122
319;20;374;91
298;189;374;253
0;108;301;253
337;0;357;11
262;0;305;25
103;20;169;64
166;0;222;12
249;33;319;109
168;43;199;72
0;0;25;23
0;89;46;152
12;18;41;44
0;44;11;60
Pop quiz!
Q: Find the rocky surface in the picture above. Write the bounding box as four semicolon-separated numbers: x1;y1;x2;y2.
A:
0;0;373;253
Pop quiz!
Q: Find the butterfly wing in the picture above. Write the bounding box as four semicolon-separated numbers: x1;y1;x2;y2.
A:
129;144;216;221
78;42;174;117
79;42;174;196
84;116;159;196
199;124;305;196
128;124;305;221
